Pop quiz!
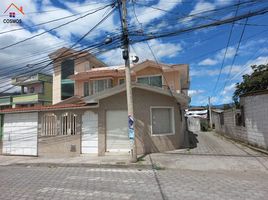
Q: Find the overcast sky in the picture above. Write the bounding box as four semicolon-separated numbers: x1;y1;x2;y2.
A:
0;0;267;106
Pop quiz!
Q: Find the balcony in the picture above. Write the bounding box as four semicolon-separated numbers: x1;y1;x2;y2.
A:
12;73;52;86
0;96;12;106
12;93;43;105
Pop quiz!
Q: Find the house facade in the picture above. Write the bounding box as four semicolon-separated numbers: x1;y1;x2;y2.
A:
0;73;52;110
0;47;190;157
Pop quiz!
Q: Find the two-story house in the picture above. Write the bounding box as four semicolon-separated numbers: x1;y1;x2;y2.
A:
0;47;190;157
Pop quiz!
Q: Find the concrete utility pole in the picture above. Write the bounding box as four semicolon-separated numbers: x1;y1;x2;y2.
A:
208;97;213;129
120;0;137;162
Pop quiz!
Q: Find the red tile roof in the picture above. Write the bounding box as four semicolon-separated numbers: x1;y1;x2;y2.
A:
0;104;87;113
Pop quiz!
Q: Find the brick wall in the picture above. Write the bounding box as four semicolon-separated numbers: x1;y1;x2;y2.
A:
214;93;268;150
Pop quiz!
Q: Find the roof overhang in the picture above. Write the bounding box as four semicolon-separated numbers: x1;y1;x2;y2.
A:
83;83;190;108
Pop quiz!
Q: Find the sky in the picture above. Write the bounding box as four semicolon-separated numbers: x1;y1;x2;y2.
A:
0;0;267;106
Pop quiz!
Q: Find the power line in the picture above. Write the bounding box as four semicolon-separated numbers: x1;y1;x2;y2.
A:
0;4;117;93
0;3;114;51
211;1;240;97
219;15;250;96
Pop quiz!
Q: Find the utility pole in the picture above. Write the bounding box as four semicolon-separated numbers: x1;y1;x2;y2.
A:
120;0;137;162
208;97;213;129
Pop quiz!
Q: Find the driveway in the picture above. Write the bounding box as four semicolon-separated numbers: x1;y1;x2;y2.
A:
149;131;268;172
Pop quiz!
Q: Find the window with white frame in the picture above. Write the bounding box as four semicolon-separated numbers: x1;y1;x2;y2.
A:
61;112;77;135
137;75;162;87
151;107;175;135
41;113;57;136
93;79;112;94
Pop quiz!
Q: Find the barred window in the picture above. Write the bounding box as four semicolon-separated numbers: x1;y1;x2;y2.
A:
61;112;77;135
42;113;57;136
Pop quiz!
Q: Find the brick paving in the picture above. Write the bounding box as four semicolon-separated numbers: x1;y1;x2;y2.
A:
0;166;268;200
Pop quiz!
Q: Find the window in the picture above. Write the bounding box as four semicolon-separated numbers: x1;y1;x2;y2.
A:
61;112;77;135
61;83;74;100
93;79;112;94
61;59;74;79
137;75;162;87
151;107;175;135
61;59;74;100
119;78;125;85
41;114;57;136
84;82;90;96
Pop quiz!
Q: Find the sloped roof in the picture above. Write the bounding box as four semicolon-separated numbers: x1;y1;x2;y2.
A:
0;104;94;114
83;83;190;106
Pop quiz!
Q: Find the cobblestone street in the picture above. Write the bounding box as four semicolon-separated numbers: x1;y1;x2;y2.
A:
0;166;268;200
1;131;268;200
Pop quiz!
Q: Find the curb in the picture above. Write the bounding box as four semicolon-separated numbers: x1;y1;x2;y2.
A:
3;162;153;169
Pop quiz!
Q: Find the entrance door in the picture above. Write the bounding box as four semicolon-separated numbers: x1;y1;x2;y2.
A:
106;110;130;152
81;111;98;153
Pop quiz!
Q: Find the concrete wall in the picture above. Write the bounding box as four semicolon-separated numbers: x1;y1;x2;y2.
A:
98;88;186;156
38;109;85;157
214;93;268;150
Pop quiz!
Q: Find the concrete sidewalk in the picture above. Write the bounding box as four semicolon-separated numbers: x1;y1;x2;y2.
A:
1;131;268;172
0;153;152;169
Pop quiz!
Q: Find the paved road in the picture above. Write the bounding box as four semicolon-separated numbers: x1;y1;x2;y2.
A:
0;131;268;200
150;131;268;172
0;166;268;200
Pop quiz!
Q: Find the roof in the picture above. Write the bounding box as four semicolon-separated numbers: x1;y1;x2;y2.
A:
0;103;95;114
83;83;190;107
4;3;24;15
48;47;107;67
71;60;189;88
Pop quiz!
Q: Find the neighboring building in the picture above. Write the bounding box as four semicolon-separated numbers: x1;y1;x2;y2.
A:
0;47;190;157
0;94;14;110
11;73;52;108
213;90;268;150
185;107;208;132
49;47;107;104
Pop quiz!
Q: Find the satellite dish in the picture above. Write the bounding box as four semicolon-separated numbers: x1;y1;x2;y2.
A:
131;55;139;63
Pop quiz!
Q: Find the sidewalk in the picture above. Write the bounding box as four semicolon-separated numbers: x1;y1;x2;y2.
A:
1;131;268;172
0;154;152;169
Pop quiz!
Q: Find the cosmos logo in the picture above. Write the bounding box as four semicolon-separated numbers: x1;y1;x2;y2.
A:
3;3;25;23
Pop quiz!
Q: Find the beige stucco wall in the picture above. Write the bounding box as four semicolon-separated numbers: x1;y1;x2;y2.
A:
52;62;61;105
97;88;186;156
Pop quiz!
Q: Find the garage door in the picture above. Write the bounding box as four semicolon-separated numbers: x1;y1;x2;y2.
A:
2;113;38;156
106;110;130;152
81;111;98;153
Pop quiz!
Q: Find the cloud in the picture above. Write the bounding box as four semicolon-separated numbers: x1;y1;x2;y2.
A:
198;58;218;66
180;1;215;26
188;89;205;97
100;39;183;65
198;47;236;66
220;83;236;95
131;0;182;25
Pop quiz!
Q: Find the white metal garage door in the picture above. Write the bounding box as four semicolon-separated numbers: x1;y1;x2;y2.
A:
106;110;130;152
2;113;38;156
82;111;98;153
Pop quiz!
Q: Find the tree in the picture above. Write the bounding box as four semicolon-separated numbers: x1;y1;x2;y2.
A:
233;64;268;104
